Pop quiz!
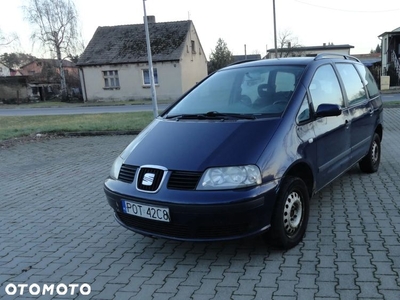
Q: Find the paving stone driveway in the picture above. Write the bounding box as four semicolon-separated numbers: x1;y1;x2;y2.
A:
1;108;400;300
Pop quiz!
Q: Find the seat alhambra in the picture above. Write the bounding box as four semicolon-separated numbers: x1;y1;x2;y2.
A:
104;53;383;249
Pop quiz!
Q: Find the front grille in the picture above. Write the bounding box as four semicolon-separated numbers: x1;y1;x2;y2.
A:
118;164;137;183
116;212;251;239
137;167;165;192
168;171;202;190
118;165;203;191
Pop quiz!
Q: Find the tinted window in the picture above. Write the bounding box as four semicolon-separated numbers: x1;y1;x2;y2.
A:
354;64;380;98
336;63;367;106
309;64;344;111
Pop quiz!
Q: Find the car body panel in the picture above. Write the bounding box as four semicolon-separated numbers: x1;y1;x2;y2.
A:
123;117;281;171
313;108;351;189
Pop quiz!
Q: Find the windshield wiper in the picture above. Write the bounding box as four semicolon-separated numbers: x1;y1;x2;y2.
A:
165;114;207;120
203;111;256;120
165;111;255;120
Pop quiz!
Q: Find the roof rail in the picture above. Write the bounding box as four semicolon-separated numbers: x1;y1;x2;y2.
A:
314;53;360;62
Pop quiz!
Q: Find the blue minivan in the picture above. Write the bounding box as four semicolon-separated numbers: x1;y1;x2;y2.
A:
104;54;383;249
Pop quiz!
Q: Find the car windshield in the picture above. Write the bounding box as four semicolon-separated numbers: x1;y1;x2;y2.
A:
165;64;305;119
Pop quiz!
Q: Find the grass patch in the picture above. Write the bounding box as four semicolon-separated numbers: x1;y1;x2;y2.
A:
0;99;173;109
383;101;400;107
0;112;153;141
2;101;397;142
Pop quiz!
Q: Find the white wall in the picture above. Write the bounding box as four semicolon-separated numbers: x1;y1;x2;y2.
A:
0;63;10;76
81;62;183;101
381;35;389;75
180;23;208;93
268;48;351;59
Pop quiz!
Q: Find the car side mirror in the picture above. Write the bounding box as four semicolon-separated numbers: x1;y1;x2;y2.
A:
315;104;342;118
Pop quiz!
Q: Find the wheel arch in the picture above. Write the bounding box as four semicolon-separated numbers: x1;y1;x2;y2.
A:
375;123;383;142
282;161;314;197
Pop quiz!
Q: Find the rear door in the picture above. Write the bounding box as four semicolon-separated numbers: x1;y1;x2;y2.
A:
335;63;378;165
309;64;351;189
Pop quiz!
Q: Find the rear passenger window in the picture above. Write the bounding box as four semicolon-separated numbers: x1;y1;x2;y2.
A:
354;64;380;98
336;63;367;106
309;64;344;111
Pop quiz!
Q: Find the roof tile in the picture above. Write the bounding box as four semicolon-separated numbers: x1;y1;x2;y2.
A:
77;20;191;66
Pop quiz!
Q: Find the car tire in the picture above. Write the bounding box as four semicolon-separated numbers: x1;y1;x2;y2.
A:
265;176;309;249
359;133;381;173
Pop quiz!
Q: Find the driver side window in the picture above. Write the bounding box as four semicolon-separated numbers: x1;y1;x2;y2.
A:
309;64;344;112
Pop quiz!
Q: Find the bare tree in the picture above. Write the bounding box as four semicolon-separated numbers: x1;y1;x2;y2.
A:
23;0;81;100
0;28;18;49
277;30;302;58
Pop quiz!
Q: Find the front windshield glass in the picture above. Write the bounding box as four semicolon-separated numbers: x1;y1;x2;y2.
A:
166;65;305;118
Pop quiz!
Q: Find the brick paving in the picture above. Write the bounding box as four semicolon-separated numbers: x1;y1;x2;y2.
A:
1;108;400;300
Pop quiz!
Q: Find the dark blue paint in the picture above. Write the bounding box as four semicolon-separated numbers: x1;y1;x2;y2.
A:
104;56;384;242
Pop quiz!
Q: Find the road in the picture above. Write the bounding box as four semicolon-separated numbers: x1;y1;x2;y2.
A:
1;108;400;299
381;92;400;102
0;94;398;116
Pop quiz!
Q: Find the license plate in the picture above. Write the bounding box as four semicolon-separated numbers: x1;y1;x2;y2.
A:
122;200;170;222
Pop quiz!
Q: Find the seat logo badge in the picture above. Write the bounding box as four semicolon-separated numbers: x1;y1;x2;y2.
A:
142;173;155;186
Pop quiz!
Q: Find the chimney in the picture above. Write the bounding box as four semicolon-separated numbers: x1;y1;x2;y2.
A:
323;43;326;47
147;16;156;23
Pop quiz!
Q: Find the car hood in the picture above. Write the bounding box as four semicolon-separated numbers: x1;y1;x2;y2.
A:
123;117;281;171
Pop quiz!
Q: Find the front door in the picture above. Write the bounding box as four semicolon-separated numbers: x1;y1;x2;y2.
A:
309;64;351;189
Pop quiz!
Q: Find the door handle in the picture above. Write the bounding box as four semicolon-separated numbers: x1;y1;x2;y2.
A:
369;108;374;116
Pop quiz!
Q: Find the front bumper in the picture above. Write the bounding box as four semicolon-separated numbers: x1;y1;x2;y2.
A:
104;180;278;242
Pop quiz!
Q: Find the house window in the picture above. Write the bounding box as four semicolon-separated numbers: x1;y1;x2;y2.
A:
103;70;120;88
142;68;158;85
191;40;196;54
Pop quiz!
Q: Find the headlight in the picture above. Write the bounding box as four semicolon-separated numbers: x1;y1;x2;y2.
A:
197;165;261;190
109;155;124;180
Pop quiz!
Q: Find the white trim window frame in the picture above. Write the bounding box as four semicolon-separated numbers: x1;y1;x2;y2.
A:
142;68;159;86
103;70;120;89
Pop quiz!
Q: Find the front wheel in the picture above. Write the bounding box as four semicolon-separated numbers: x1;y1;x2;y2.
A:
265;177;309;249
359;133;381;173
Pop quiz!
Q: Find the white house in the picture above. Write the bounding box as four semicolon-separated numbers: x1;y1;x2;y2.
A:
378;27;400;81
0;62;11;76
266;44;354;59
77;17;208;102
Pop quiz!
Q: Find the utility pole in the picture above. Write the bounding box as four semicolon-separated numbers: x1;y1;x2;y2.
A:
273;0;278;58
142;0;158;118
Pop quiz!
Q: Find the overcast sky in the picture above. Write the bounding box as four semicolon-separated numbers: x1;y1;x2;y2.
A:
1;0;399;59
